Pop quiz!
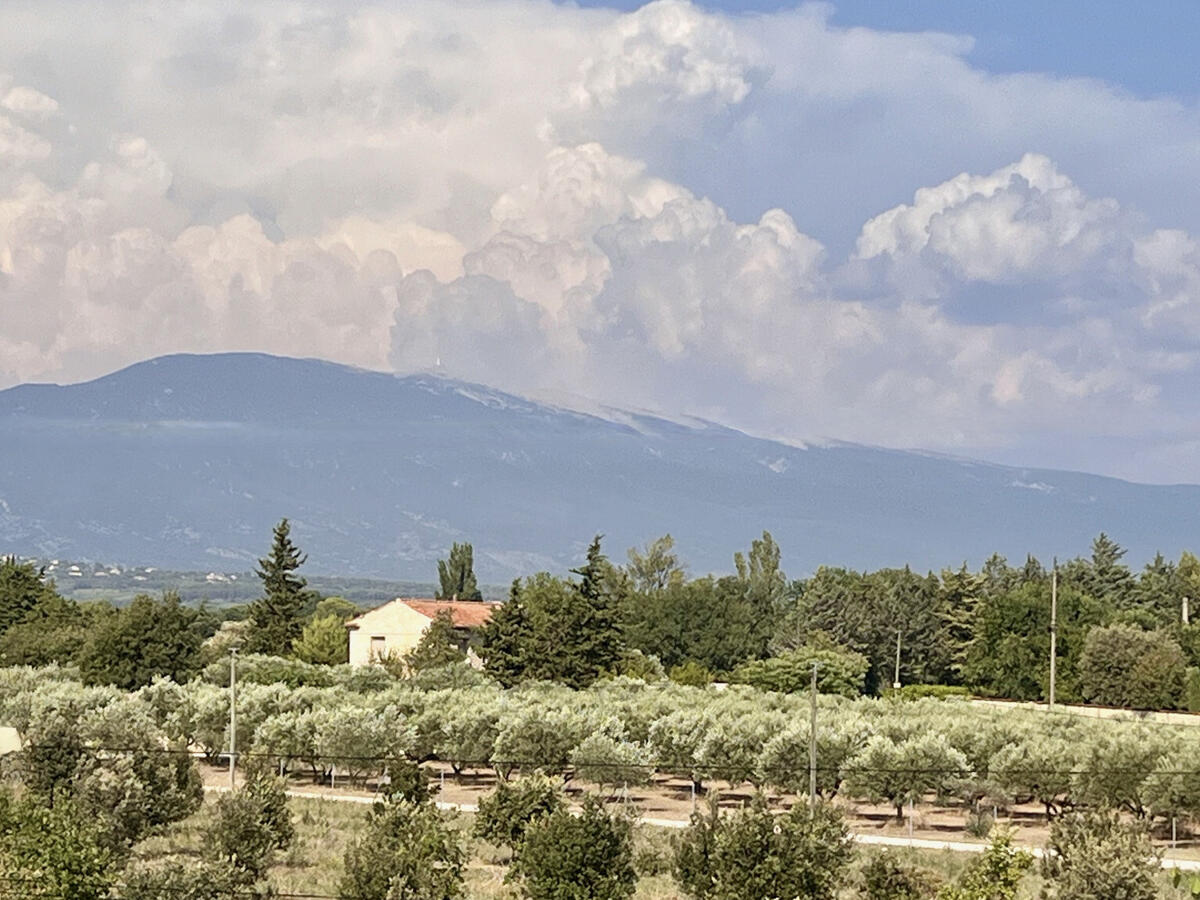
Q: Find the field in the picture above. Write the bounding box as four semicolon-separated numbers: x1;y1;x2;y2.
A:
6;660;1200;897
134;786;1200;899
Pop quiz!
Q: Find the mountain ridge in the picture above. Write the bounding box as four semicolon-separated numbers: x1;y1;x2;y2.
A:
1;352;1197;580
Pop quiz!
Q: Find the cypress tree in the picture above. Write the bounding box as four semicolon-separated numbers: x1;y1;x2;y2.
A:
436;542;482;600
568;535;624;687
247;518;308;656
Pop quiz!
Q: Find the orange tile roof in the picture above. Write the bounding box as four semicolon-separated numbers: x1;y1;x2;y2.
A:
401;599;496;628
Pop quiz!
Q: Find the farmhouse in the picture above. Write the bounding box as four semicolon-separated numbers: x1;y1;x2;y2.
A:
345;598;495;666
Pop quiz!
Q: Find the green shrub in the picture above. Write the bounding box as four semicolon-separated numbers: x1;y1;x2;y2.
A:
1039;812;1159;900
860;851;940;900
292;614;349;665
674;796;852;900
730;646;869;697
340;797;465;900
668;661;714;687
383;758;433;804
512;796;636;900
617;649;666;682
0;792;118;900
1077;624;1186;710
890;684;971;701
120;858;253;900
205;773;294;880
937;831;1031;900
964;808;994;839
474;774;565;853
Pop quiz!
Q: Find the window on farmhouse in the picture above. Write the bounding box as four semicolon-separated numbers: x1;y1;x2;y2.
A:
370;635;386;659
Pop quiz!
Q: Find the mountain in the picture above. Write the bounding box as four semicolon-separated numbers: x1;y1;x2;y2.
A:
1;353;1198;580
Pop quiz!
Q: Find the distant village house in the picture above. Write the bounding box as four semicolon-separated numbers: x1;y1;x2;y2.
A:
345;598;494;666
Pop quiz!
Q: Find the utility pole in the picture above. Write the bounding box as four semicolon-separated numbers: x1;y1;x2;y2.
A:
1184;596;1190;626
809;662;818;805
229;647;238;790
892;629;902;691
1049;561;1057;710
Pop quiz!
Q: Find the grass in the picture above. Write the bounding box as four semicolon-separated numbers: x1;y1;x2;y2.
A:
132;794;1200;899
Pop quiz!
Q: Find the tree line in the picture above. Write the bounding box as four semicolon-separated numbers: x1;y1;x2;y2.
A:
6;524;1200;711
479;530;1200;710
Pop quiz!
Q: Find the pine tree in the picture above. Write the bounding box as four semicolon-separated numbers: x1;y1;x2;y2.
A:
436;542;482;600
479;580;532;687
247;518;309;656
568;535;625;686
938;563;982;683
1089;532;1135;606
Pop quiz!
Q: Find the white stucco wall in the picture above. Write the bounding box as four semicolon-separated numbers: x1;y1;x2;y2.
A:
346;600;434;666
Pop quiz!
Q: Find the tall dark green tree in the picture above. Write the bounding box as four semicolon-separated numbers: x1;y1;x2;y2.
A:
735;532;787;638
0;556;57;633
801;566;948;692
1090;533;1135;605
479;580;532;687
77;592;202;689
437;542;482;601
938;564;983;683
568;535;625;683
965;580;1105;701
1131;552;1183;627
247;518;309;656
0;589;86;667
480;538;625;688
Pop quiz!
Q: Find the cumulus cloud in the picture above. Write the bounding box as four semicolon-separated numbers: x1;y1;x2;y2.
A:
1;1;1200;480
566;0;759;114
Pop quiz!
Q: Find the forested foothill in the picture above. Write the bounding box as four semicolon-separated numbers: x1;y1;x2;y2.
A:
4;525;1200;897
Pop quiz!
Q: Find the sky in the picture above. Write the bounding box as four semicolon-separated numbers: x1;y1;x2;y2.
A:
1;1;1199;483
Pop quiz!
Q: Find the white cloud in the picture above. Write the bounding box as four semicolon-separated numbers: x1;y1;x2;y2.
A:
1;85;59;118
0;1;1199;480
568;0;757;111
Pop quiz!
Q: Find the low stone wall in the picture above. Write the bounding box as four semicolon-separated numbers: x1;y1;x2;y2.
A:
970;697;1200;727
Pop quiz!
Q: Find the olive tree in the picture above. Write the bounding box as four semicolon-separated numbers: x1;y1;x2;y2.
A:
842;734;970;821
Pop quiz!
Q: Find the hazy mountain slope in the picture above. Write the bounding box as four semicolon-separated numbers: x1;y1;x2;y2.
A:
1;353;1196;579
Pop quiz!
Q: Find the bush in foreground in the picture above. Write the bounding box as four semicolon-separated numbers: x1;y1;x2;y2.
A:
674;796;852;900
511;795;636;900
206;772;295;881
859;851;940;900
121;857;263;900
340;796;465;900
474;774;564;854
1040;812;1159;900
0;791;118;900
937;831;1031;900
